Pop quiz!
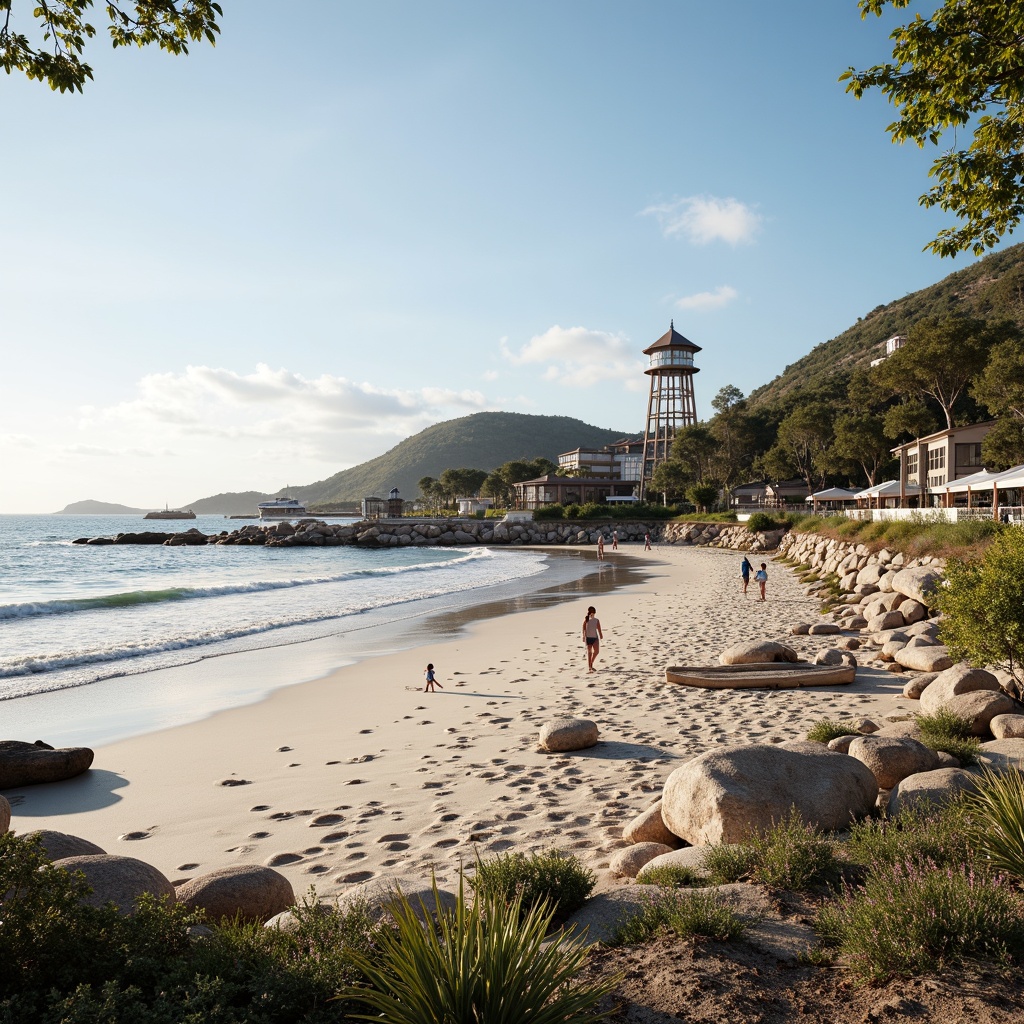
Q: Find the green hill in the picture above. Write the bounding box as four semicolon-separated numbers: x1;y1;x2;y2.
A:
296;412;630;504
748;241;1024;411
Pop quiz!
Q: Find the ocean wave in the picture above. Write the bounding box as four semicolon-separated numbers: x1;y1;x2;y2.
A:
0;548;494;621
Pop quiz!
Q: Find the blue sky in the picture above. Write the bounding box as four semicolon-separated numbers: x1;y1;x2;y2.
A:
0;0;999;512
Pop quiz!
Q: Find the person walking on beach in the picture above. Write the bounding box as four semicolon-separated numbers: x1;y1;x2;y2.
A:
740;555;753;596
582;606;603;672
644;532;652;551
754;563;768;602
597;534;605;560
611;530;619;550
424;663;443;691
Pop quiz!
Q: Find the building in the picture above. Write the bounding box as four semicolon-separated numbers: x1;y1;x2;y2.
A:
362;488;405;518
557;436;643;481
869;334;906;368
457;497;493;515
512;475;639;511
891;421;994;506
640;322;700;496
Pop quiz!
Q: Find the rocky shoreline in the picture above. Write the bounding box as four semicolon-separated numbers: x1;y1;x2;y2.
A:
72;517;785;551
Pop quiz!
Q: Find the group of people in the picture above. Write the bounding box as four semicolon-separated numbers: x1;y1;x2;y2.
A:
740;556;769;601
597;530;652;560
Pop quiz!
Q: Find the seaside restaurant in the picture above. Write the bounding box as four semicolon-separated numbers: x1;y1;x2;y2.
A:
513;474;640;510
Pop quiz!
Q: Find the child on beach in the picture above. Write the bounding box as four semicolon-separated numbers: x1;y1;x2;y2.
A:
754;563;768;602
582;606;603;672
424;663;442;691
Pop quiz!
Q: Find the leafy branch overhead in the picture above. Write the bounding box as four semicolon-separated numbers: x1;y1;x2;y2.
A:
842;0;1024;257
0;1;222;93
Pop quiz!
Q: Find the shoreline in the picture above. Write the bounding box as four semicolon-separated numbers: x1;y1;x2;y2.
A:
4;545;916;898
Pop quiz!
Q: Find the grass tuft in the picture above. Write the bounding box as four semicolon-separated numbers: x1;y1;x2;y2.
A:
613;889;746;946
469;849;595;921
638;864;702;888
806;719;860;744
963;767;1024;879
917;709;981;765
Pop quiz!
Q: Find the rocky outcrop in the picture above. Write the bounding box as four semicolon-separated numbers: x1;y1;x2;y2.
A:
19;829;105;861
660;742;877;846
539;718;599;752
0;740;94;788
52;854;175;914
175;865;295;924
919;665;1001;715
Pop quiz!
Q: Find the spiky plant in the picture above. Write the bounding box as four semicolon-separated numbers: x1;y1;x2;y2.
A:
964;766;1024;879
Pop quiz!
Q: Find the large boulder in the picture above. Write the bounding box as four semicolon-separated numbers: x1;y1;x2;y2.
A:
622;800;679;846
894;646;953;673
660;742;877;845
610;842;675;878
175;865;294;924
942;691;1017;736
990;714;1024;740
51;854;174;914
0;794;9;834
336;874;456;924
887;768;981;817
0;740;94;788
719;641;799;666
902;673;937;700
868;611;905;633
539;718;599;752
847;735;941;790
919;664;1001;716
635;845;713;883
977;738;1024;770
19;829;105;861
891;567;943;608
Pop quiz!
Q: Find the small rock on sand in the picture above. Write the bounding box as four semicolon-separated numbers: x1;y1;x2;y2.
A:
610;842;675;878
176;864;295;924
539;718;599;752
52;854;175;915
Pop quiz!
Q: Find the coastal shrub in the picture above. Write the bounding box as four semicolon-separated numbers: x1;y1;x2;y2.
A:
937;526;1024;694
469;849;595;921
915;708;981;765
816;860;1024;982
344;877;618;1023
638;864;702;888
0;834;381;1023
701;843;757;885
845;797;974;872
685;483;719;514
533;504;565;520
563;503;583;519
963;767;1024;879
806;719;860;744
612;889;745;946
746;511;783;533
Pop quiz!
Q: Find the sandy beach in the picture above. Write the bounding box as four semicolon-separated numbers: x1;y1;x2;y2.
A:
5;544;917;895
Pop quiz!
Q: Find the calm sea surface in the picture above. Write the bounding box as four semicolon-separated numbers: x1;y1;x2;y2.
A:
0;515;563;702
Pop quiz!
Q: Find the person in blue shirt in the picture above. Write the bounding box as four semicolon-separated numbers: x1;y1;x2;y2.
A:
740;556;753;595
424;663;443;692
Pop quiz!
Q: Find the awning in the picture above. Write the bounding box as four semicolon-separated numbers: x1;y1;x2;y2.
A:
854;480;903;499
805;487;859;502
942;466;1024;494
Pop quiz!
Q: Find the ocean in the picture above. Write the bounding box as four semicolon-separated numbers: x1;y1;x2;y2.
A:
0;514;588;701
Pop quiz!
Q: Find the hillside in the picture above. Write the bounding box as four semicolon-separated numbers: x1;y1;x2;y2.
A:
748;241;1024;410
184;491;274;516
297;412;629;504
55;499;150;514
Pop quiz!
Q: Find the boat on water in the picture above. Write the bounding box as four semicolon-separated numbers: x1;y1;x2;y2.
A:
144;506;197;520
257;498;308;520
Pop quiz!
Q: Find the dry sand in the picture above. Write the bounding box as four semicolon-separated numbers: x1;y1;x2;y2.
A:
5;544;918;895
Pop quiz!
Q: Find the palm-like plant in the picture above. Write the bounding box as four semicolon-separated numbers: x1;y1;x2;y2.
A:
964;766;1024;878
343;875;616;1023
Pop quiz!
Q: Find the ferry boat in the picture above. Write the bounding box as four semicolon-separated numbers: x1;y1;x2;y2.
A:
257;498;308;520
144;506;197;520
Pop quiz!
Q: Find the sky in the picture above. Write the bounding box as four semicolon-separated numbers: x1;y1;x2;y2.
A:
0;0;1007;512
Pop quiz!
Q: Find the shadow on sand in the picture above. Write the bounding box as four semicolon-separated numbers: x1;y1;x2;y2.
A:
4;768;129;816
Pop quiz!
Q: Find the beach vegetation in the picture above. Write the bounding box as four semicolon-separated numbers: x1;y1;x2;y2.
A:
916;708;981;765
936;526;1024;694
685;482;719;513
611;889;745;947
532;501;678;521
845;797;974;871
469;849;595;922
745;511;785;533
343;876;617;1024
637;864;703;888
806;719;860;744
962;766;1024;879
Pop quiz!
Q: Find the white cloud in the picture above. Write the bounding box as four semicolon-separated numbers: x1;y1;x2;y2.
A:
482;369;499;381
501;325;645;390
642;195;762;245
0;433;37;448
676;285;739;311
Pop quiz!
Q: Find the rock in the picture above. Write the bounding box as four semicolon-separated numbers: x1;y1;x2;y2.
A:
887;768;981;817
894;645;953;673
0;794;9;834
622;800;679;847
827;735;856;754
335;874;457;924
634;845;713;882
175;865;295;924
610;842;676;878
891;567;943;608
847;735;941;790
51;854;175;914
875;720;923;740
990;714;1024;740
0;740;94;788
902;673;937;700
857;564;883;586
807;623;841;635
868;610;906;633
660;742;877;845
978;738;1024;770
789;623;811;636
718;641;799;666
942;690;1017;735
19;829;105;861
881;640;907;660
900;600;928;625
265;903;336;932
539;718;599;752
813;648;846;666
919;664;1001;716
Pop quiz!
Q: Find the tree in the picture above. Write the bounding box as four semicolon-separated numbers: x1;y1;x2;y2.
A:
938;527;1024;698
686;482;719;514
708;386;758;498
774;404;834;493
649;460;689;504
439;468;487;502
1;1;221;93
974;336;1024;422
842;0;1024;257
832;413;893;486
872;315;1002;430
670;424;718;482
981;417;1024;470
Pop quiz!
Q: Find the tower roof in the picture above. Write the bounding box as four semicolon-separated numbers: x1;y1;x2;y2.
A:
642;320;702;356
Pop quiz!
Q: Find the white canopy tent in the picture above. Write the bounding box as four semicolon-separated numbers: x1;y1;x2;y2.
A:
854;480;904;505
806;487;859;511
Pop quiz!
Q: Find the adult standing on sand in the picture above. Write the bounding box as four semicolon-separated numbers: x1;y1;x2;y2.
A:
611;530;619;550
597;534;605;560
644;532;652;550
740;555;753;595
582;606;603;671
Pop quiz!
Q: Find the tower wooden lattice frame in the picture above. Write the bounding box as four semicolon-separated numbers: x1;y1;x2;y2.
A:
640;321;700;497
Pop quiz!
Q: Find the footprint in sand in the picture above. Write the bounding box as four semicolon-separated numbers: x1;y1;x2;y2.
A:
177;862;200;871
248;831;271;839
321;831;350;843
250;805;271;812
339;870;374;883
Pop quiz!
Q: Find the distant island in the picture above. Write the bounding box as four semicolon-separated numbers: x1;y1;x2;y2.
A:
55;500;152;515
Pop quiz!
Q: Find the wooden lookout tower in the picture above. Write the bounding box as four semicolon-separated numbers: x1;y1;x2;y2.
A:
639;321;700;497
